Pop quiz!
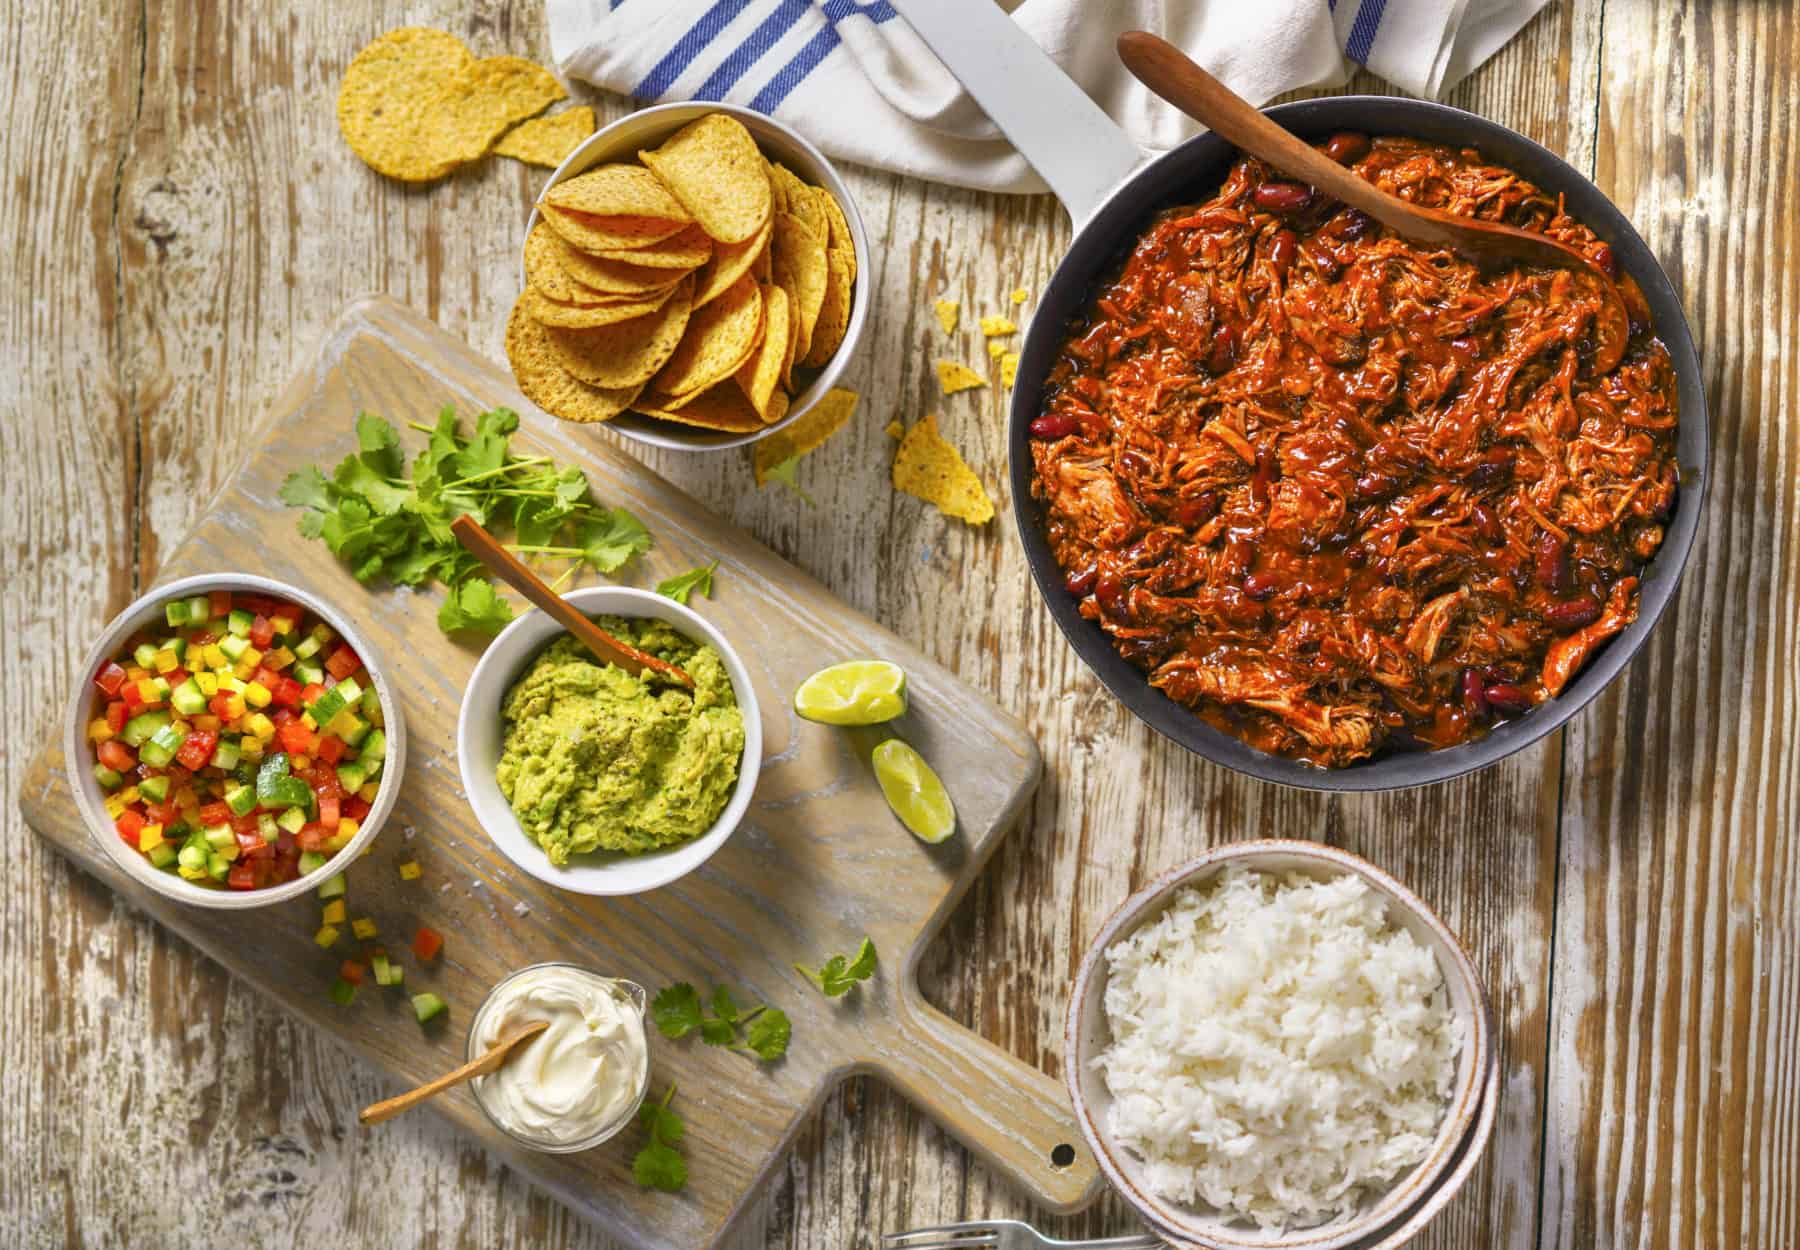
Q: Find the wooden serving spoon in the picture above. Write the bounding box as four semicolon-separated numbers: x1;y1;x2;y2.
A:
450;514;695;690
359;1019;549;1125
1116;30;1629;373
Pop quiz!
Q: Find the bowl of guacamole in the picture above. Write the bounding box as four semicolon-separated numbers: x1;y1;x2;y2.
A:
458;587;762;896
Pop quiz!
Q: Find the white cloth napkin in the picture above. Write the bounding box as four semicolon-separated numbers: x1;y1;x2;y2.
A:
544;0;1550;195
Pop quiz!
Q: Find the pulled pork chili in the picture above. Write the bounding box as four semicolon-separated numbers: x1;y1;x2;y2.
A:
1031;135;1679;768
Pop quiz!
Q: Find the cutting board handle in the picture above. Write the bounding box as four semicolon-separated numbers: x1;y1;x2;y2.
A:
860;986;1103;1213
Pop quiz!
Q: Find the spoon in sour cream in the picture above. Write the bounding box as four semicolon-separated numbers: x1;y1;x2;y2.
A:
359;1019;549;1125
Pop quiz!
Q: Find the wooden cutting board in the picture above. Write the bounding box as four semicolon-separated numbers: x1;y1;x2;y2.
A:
17;296;1102;1249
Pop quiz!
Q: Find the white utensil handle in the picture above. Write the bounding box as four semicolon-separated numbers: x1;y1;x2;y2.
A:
887;0;1143;225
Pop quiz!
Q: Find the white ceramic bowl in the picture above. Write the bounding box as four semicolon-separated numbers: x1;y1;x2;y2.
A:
1065;840;1494;1250
456;586;762;896
65;573;408;910
522;100;871;452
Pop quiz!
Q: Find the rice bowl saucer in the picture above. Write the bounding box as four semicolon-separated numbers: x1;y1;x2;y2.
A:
1063;840;1494;1250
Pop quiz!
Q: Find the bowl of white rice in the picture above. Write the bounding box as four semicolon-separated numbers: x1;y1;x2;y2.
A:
1064;841;1493;1250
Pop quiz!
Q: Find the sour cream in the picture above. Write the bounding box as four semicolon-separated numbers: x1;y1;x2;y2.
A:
470;965;649;1149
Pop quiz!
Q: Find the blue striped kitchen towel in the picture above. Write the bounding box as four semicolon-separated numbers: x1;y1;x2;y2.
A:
545;0;1549;194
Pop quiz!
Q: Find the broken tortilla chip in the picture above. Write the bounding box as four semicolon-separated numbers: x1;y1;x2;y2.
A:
1010;287;1030;305
986;340;1006;360
506;296;642;423
1001;351;1020;388
935;360;987;395
544;275;694;389
652;275;763;398
496;107;597;167
979;314;1018;337
640;114;772;244
933;299;959;335
752;387;859;484
893;414;994;524
885;419;904;440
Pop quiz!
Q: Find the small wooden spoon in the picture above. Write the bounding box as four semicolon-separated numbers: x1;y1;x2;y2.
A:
359;1019;549;1125
1116;30;1629;373
450;514;695;690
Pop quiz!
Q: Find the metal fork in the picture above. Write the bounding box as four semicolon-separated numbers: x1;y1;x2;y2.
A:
883;1218;1165;1250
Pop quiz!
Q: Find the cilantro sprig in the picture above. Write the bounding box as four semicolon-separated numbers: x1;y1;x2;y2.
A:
656;561;718;605
796;938;878;998
279;408;654;635
652;982;790;1062
633;1085;687;1192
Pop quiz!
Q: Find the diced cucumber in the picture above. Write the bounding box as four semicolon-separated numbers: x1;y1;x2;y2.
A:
132;642;158;668
293;659;325;686
139;723;185;769
93;764;124;790
307;687;347;725
294;635;322;660
298;850;327;875
202;824;235;851
277;806;307;835
224;784;257;817
328;710;369;746
170;678;208;717
147;842;178;870
257;812;280;842
333;677;364;707
317;873;347;901
359;730;387;762
137;775;171;803
159;637;186;661
227;609;254;638
185;594;210;624
263;775;312;810
358;688;383;723
411;992;448;1024
176;843;207;872
371;953;402;987
255;752;290;798
335;763;367;794
219;634;251;662
165;600;191;626
328;978;356;1007
121;710;170;747
206;852;230;881
145;676;172;702
211;736;241;771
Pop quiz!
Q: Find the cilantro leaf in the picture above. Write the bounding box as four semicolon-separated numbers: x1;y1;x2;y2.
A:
699;1017;736;1047
634;1141;687;1192
710;985;739;1024
797;937;878;998
333;455;411;515
451;407;520;482
355;412;405;479
577;508;653;573
651;983;704;1039
744;1008;791;1061
637;1095;684;1146
843;937;878;983
436;578;514;635
279;465;333;511
763;456;815;506
657;561;718;606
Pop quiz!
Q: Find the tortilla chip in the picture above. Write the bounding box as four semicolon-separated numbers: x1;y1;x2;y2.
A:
545;163;690;223
811;185;857;283
585;223;714;268
770;165;825;240
633;382;766;432
653;275;764;397
639;115;772;244
336;29;476;182
734;284;790;419
762;388;791;428
523;284;676;328
766;160;789;214
893;414;994;524
752;239;773;284
506;296;642;423
885;419;904;440
803;246;852;368
495;106;596;167
693;214;772;309
545;275;694;389
936;360;987;395
933;299;959;335
523;220;632;303
752;387;858;483
979;314;1018;337
1001;351;1020;388
987;340;1007;360
542;204;689;254
1010;287;1030;305
771;211;827;370
442;54;565;146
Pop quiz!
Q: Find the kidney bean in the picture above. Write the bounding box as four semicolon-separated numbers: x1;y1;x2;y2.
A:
1469;448;1515;486
1243;570;1280;600
1252;180;1313;214
1269;229;1299;276
1353;470;1398;502
1119;450;1153;478
1323;132;1372;165
1482;683;1533;715
1460;668;1490;717
1029;413;1078;440
1543;595;1603;630
1593;242;1617;278
1094;572;1126;616
1335;209;1376;241
1471;501;1502;542
1449;335;1484;359
1535;531;1571;593
1207;323;1238;374
1064;566;1097;597
1174;491;1220;529
1344;543;1369;568
1302;239;1344;281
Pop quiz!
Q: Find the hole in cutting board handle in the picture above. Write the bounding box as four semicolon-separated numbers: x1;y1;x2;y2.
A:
1050;1143;1077;1169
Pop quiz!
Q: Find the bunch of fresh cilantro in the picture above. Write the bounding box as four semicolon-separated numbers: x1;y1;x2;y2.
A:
651;983;790;1062
279;409;653;635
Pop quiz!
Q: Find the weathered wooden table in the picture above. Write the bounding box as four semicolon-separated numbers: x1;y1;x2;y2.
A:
2;3;1791;1247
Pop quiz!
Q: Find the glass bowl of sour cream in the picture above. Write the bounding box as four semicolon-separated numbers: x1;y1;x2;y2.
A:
466;963;651;1154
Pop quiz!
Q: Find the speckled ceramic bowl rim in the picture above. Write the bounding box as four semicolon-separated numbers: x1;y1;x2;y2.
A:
64;572;408;910
465;961;651;1154
1064;839;1493;1250
520;100;871;453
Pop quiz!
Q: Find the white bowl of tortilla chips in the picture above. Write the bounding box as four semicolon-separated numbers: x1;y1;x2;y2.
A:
510;102;869;451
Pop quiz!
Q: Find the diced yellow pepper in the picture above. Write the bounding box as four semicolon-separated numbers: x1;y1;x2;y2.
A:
202;643;229;670
137;824;165;853
104;794;127;819
357;783;377;802
195;671;219;696
239;737;264;761
291;754;312;772
266;646;296;671
233;660;256;681
271;615;297;638
397;860;422;881
219;692;246;720
88;718;114;742
244;681;272;709
245;712;276;740
193;714;222;733
323;831;355;853
350;917;378;941
152;648;180;674
321;899;346;926
300;712;318;731
136;679;160;704
178;865;206;881
117;785;140;806
338;817;361;840
125;665;150;682
217;673;245;693
240;646;264;668
314;925;340;948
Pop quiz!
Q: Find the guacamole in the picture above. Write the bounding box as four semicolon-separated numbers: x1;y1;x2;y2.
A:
496;616;746;863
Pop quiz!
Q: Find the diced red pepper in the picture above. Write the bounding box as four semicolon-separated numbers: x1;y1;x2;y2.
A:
296;825;327;852
277;722;316;756
411;927;444;962
227;863;257;890
189;630;217;646
97;739;136;773
315;734;347;765
209;691;238;720
270;707;298;727
197;800;234;827
105;700;129;733
325;645;362;681
209;590;232;618
343;794;371;821
95;661;128;697
120;682;146;712
233;827;265;856
273;676;304;707
338;960;366;985
165;668;189;687
249;615;275;649
251;666;281;692
300;682;327;706
318;793;341;831
174;729;218;771
144;800;180;828
115;809;146;847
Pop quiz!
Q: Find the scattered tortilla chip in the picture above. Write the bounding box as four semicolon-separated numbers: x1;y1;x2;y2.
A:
979;314;1018;337
640;115;771;244
987;340;1006;360
495;106;596;167
545;275;695;389
545;163;690;224
633;382;766;432
885;419;904;440
893;414;994;524
541;204;690;254
585;223;714;268
771;211;827;368
734;284;790;419
337;29;477;182
652;275;763;397
933;300;959;335
1010;287;1030;305
936;360;987;395
522;284;676;328
1001;351;1020;388
753;387;859;484
693;214;772;308
803;246;852;368
506;296;642;423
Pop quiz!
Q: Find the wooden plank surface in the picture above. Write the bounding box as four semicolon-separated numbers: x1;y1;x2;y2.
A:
0;2;1792;1249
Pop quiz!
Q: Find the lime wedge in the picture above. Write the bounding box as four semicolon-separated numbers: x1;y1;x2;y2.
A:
872;740;956;843
794;660;908;726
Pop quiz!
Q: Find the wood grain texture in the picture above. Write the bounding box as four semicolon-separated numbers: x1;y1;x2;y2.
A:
1;1;1786;1249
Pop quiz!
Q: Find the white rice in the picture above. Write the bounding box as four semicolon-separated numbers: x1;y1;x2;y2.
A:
1095;866;1461;1230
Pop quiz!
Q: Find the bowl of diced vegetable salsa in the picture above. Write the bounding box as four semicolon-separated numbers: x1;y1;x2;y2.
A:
66;573;406;908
